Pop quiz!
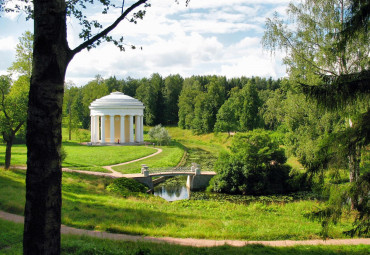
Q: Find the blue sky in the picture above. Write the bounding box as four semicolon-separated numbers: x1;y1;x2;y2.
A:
0;0;292;86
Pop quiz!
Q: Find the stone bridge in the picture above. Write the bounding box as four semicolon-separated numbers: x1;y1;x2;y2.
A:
131;163;216;191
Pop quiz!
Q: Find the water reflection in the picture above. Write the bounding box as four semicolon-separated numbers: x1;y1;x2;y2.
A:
153;176;190;201
154;185;190;201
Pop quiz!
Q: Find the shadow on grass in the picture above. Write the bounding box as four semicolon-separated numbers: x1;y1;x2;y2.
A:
61;190;194;234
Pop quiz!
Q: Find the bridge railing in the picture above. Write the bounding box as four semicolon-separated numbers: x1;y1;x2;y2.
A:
148;167;194;174
141;163;201;176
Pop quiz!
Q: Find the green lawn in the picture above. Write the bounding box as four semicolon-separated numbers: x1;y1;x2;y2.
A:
0;169;356;241
112;142;185;174
1;219;369;255
62;142;157;172
0;143;157;172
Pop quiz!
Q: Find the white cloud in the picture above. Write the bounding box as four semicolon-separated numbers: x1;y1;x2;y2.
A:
0;36;17;51
1;0;291;86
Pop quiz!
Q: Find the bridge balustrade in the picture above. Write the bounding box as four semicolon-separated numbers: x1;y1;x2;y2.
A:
148;167;194;175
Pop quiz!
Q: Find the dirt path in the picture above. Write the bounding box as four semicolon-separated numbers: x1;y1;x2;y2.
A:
0;210;369;247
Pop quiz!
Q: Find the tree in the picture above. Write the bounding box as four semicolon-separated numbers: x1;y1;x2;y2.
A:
0;75;29;169
2;0;181;253
163;74;183;124
214;91;239;134
263;0;369;236
178;79;202;129
81;75;109;129
0;31;32;169
148;124;171;146
238;81;262;131
8;31;33;78
211;129;291;195
63;83;82;140
262;0;369;184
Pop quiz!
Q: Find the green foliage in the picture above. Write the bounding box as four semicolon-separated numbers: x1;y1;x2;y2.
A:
178;79;202;129
148;124;171;146
0;74;29;168
106;177;148;197
306;172;370;239
238;81;262;131
61;146;67;163
214;93;239;134
7;31;33;79
80;75;109;129
63;83;84;140
212;130;292;195
163;74;183;125
136;74;165;126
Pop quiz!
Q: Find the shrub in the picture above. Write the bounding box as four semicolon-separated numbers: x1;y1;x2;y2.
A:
211;129;292;195
148;124;171;146
106;177;148;197
61;146;67;163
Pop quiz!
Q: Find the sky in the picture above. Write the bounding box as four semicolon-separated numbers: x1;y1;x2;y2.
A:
0;0;291;86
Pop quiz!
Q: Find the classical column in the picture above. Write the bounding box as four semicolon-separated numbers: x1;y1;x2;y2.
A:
135;115;140;142
94;115;99;143
101;115;105;144
120;115;125;144
140;115;144;142
95;115;100;142
90;115;94;143
129;115;134;143
110;115;114;143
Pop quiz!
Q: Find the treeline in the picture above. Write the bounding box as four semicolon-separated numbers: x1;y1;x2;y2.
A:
63;73;281;135
64;72;364;177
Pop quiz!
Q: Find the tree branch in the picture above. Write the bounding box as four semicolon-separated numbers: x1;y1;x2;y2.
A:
0;88;10;121
71;0;147;56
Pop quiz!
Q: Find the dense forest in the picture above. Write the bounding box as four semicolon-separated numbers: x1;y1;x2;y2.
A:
63;74;280;131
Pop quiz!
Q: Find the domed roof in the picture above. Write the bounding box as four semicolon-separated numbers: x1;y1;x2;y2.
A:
89;92;144;109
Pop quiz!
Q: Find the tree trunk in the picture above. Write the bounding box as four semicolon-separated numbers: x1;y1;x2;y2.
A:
348;144;361;183
4;135;14;169
23;1;72;254
68;107;72;140
348;144;361;210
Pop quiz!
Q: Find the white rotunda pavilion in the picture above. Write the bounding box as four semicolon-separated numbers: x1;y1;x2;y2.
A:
89;92;145;144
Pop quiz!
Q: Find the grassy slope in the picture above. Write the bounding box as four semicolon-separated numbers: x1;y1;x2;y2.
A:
0;169;355;241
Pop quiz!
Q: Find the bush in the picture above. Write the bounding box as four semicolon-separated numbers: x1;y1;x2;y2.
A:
61;146;67;163
148;124;171;145
211;129;293;195
106;178;148;197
